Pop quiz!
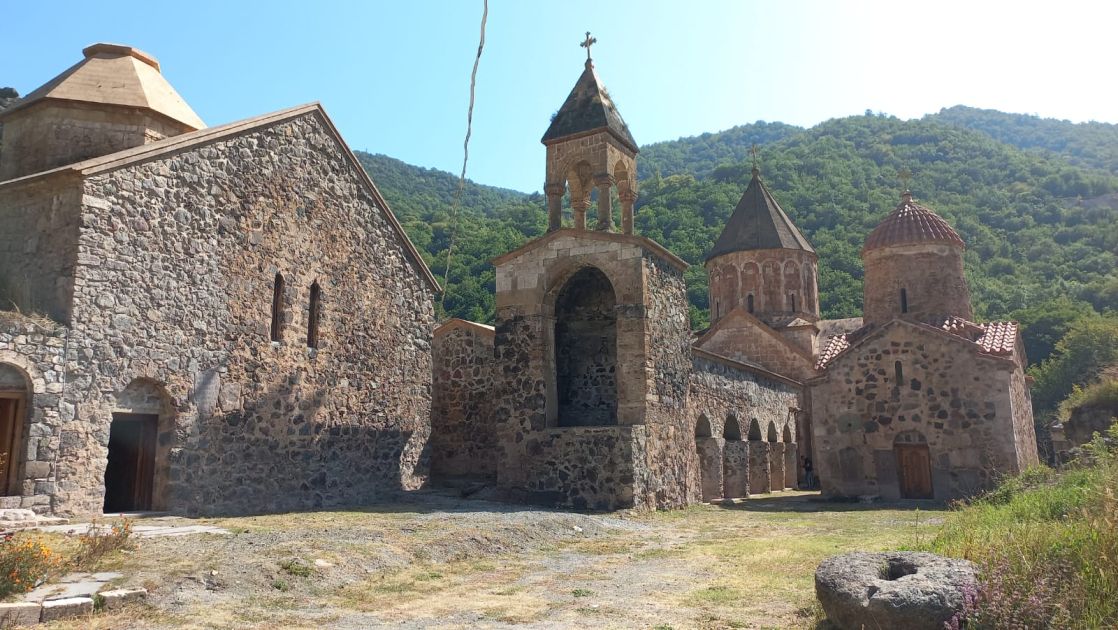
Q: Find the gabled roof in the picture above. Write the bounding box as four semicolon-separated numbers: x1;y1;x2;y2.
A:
863;191;964;254
707;167;814;261
2;43;204;130
541;61;638;152
814;317;1021;370
434;318;495;338
0;102;440;293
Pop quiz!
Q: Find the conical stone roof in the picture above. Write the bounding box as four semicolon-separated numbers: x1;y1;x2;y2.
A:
542;60;637;152
863;192;964;253
706;167;814;261
1;43;204;130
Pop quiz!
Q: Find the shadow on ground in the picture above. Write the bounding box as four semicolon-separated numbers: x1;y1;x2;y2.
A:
715;491;951;513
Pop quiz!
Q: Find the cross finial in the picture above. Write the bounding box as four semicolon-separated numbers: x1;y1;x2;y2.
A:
898;167;913;197
580;31;597;63
750;144;761;176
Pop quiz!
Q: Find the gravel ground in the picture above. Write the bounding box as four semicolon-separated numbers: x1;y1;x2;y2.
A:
40;489;941;630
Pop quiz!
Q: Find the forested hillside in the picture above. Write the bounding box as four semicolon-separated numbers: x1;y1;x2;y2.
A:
365;111;1117;372
929;106;1118;174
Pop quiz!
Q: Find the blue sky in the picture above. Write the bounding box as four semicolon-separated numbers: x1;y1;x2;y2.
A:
3;1;1115;192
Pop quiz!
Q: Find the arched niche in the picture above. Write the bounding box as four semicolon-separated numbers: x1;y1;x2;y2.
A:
553;267;618;427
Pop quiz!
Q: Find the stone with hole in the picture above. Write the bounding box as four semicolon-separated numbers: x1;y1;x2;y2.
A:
815;551;976;630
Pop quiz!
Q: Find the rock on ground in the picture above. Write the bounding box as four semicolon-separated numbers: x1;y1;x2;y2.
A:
815;551;976;630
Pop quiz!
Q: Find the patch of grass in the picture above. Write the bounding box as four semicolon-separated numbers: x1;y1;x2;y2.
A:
272;578;290;592
920;426;1118;628
689;585;741;605
571;587;593;597
279;558;313;578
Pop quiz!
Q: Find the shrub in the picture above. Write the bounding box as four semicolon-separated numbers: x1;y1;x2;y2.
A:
0;534;63;599
927;425;1118;628
70;518;134;571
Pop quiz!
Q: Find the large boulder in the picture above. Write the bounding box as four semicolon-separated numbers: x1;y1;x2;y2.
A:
815;551;976;630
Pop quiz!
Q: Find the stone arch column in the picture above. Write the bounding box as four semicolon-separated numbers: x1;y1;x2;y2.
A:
594;174;614;231
767;421;786;492
545;182;565;232
747;418;771;494
722;414;748;498
695;414;723;501
782;424;797;489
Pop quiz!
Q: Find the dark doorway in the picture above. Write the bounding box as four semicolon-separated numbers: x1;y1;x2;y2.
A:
895;444;933;499
554;267;618;426
104;413;158;512
0;395;25;495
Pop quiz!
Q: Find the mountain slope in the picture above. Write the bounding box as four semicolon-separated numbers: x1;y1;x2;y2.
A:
928;105;1118;174
360;111;1117;366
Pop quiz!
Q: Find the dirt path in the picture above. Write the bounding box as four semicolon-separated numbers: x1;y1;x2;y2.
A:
49;490;944;629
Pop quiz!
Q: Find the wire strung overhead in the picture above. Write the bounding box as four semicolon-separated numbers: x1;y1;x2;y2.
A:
439;0;488;314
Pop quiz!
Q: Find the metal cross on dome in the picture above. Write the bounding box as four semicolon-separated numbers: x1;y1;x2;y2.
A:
580;31;597;62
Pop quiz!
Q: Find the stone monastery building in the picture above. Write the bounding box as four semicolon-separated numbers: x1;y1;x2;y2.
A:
0;43;1037;516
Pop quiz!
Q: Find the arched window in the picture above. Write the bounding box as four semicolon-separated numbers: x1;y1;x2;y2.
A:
895;361;904;383
696;414;712;438
270;273;285;342
747;418;762;441
900;288;909;314
723;415;742;441
789;292;797;313
746;294;754;313
307;282;321;349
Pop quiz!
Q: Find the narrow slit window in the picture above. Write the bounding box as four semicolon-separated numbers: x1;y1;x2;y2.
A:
900;288;909;313
307;281;321;348
270;273;285;342
747;294;754;313
789;292;797;312
895;361;903;383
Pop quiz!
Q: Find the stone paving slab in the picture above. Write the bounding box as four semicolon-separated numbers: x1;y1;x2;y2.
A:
23;572;123;603
0;601;41;626
39;597;92;622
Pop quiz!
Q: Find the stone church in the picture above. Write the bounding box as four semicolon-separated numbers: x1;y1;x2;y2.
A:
0;42;1037;517
430;51;1039;508
0;44;438;515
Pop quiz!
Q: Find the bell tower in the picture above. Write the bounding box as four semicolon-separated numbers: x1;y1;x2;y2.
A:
541;33;638;234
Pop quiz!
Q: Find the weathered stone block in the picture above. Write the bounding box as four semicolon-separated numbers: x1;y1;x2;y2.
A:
0;602;41;626
98;587;147;610
40;596;93;622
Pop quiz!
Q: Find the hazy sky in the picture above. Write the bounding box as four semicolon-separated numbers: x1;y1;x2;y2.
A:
3;1;1115;192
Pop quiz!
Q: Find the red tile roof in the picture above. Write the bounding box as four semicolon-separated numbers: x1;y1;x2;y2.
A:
862;192;965;253
815;333;850;370
814;317;1019;370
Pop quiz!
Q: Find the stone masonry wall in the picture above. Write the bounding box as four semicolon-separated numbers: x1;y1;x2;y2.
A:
862;244;973;326
0;179;81;322
687;353;802;499
697;311;814;381
637;254;699;508
811;321;1032;501
45;109;436;515
0;102;190;181
492;231;688;510
430;322;497;480
0;314;68;513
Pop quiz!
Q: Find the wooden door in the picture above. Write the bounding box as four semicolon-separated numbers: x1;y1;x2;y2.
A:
104;414;158;512
895;444;933;499
0;396;23;495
